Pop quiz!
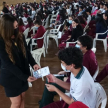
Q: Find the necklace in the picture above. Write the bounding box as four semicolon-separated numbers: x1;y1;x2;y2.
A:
14;42;17;46
12;40;17;46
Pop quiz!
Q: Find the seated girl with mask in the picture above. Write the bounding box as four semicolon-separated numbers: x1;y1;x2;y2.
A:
60;16;73;43
59;19;83;50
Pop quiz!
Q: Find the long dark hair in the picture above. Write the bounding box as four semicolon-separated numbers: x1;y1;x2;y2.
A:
27;17;33;28
0;14;26;63
96;14;107;29
77;16;86;25
18;18;24;26
73;18;83;30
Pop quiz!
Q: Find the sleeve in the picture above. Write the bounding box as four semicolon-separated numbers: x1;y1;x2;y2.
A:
66;30;75;42
56;15;60;21
71;83;89;101
0;39;29;81
83;57;90;73
33;28;44;39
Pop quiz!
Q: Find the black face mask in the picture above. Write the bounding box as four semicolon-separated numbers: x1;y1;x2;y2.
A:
14;28;19;37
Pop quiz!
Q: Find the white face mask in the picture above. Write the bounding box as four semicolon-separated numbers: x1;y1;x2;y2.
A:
61;63;70;72
75;44;80;48
32;11;35;14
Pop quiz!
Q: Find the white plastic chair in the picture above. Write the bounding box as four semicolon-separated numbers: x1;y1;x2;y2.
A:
91;47;96;53
22;17;27;23
26;38;31;45
31;48;44;66
30;30;49;57
93;66;99;80
83;24;89;33
93;30;108;52
95;82;107;108
47;24;61;48
44;15;50;29
50;18;56;24
66;42;76;48
23;28;30;39
29;26;36;35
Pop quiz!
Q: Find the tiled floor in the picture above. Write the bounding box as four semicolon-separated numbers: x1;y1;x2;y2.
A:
0;39;108;108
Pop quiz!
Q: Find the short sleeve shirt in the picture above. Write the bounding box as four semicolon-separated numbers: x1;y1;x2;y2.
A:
70;66;96;108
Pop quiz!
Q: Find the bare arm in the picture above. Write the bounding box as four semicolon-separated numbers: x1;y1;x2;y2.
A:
55;88;74;105
46;84;74;105
55;77;70;91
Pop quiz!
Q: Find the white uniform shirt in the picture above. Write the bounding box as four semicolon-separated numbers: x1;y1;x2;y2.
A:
99;8;105;13
87;15;91;24
70;66;96;108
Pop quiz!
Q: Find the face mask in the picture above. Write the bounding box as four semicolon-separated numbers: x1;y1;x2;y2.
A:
1;11;3;15
73;26;76;29
61;63;70;72
75;44;80;48
27;9;30;12
35;26;38;30
32;11;35;14
69;20;72;24
14;28;19;37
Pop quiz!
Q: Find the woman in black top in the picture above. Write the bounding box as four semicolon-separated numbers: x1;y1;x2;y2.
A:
2;2;9;14
0;14;40;108
67;19;83;42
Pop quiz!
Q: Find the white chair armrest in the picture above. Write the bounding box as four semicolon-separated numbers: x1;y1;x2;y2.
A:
66;42;76;48
51;15;57;18
50;29;58;34
95;30;108;39
55;25;60;29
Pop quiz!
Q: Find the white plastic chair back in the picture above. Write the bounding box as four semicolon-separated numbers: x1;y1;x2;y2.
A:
66;41;77;48
43;30;49;53
31;48;44;66
58;31;63;39
60;93;70;101
30;26;36;35
23;28;30;39
26;38;30;45
93;66;99;81
45;15;50;28
91;47;96;53
95;83;107;108
83;24;89;33
31;30;48;56
22;17;27;23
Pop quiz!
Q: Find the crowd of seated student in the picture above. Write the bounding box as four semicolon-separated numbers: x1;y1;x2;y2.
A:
39;35;98;108
1;0;108;108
